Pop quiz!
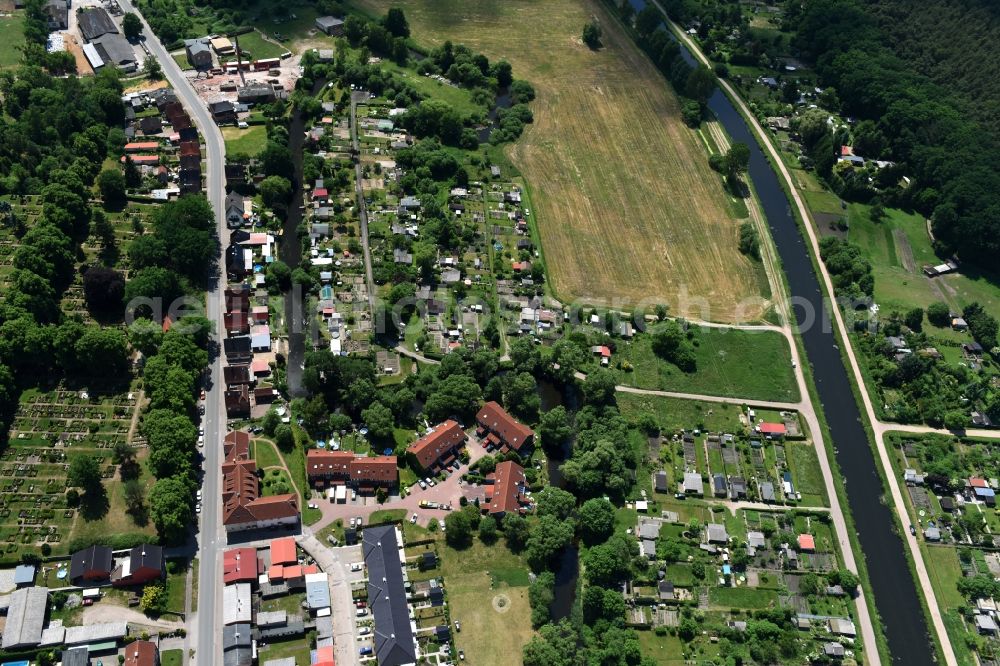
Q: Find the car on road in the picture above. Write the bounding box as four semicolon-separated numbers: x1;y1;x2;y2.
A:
198;435;204;447
410;513;418;524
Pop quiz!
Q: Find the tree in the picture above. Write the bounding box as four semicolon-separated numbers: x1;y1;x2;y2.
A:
478;515;498;544
383;7;410;38
584;534;634;587
927;301;951;327
685;65;716;105
260;175;292;210
425;373;482;422
75;327;129;377
274;424;295;451
581;369;616;405
578;498;615;545
97;168;127;205
492;60;513;88
122;12;143;40
144;57;163;81
123;156;142;188
139;583;166;614
725;143;750;181
535;486;577;522
361;401;395;440
260;142;294;177
445;509;475;549
830;568;860;593
526;514;574;570
522;620;583;666
123;479;146;516
738;221;761;259
83;266;125;316
504;371;539;422
538;405;572;452
266;260;292;291
635;6;662;36
503;512;530;551
651;321;696;372
582;20;602;49
149;477;193;544
528;571;554;628
904;307;924;332
68;455;103;492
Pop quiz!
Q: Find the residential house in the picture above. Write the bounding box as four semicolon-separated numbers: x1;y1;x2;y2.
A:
112;544;165;587
224;335;252;362
712;473;727;497
223;365;252;387
225;385;251;418
139;116;163;135
363;526;418;666
185;38;213;68
70;545;113;585
476;401;534;454
226;192;246;228
484;461;528;518
305;450;398;490
407;420;466;472
223;547;259;585
210;100;237;125
221;457;299;532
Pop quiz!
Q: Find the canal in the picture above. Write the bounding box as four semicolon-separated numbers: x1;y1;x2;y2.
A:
624;1;932;661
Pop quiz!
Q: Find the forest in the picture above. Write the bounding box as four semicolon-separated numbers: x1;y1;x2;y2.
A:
790;0;1000;270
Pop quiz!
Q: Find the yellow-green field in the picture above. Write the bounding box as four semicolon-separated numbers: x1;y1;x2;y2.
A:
440;541;533;666
356;0;767;322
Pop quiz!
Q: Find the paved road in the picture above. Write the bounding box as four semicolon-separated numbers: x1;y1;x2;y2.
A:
116;4;228;664
350;92;377;314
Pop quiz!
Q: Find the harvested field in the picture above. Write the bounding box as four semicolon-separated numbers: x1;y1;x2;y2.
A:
356;0;767;322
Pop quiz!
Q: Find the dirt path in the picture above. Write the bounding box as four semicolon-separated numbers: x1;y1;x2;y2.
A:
126;389;146;444
82;603;184;630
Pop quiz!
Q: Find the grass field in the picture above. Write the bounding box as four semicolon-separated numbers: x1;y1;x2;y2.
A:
708;586;779;609
222;125;268;155
440;540;534;666
617;393;744;432
611;327;798;402
231;30;286;61
161;650;183;666
923;545;964;611
357;0;767;322
785;442;828;506
0;12;25;69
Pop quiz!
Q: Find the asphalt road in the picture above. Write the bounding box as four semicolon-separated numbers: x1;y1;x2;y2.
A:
114;4;228;664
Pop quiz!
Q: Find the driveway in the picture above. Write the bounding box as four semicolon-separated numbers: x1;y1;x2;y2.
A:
309;438;489;532
297;535;363;666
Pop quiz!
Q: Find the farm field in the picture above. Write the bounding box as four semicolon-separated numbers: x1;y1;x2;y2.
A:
440;540;533;666
608;327;799;402
356;0;768;322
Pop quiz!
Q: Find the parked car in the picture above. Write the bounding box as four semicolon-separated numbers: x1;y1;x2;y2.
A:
356;600;367;608
359;646;373;656
419;481;427;490
358;626;371;636
410;513;418;524
351;562;363;572
355;608;367;617
198;435;204;447
83;598;93;606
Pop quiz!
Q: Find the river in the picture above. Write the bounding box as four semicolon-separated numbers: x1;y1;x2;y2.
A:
623;1;932;661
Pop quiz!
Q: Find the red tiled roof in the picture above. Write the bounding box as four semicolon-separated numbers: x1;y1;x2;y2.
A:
314;645;335;666
284;564;303;579
268;564;284;581
251;358;271;375
121;155;159;164
349;455;398;485
124;640;158;666
306;449;354;479
798;534;815;551
486;460;526;516
312;188;328;198
759;422;787;435
221;456;298;526
124;141;159;152
476;401;534;452
408;420;465;470
270;536;297;566
304;564;319;575
970;477;989;488
224;431;251;462
223;547;258;585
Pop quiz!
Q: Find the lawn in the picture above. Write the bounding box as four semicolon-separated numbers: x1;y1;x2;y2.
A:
440;540;534;666
261;591;307;616
357;0;767;322
222;125;269;155
923;545;964;611
253;437;284;470
0;12;25;69
369;508;407;524
161;650;183;666
164;559;190;613
230;30;286;61
617;393;744;433
785;442;828;506
707;586;779;609
256;636;312;665
611;327;798;402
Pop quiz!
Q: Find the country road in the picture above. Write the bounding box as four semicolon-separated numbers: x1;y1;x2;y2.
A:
114;4;228;664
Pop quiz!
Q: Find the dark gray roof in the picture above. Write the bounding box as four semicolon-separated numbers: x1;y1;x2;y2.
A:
363;525;417;666
224;623;252;650
78;7;118;41
70;545;113;581
223;647;253;666
94;33;136;67
62;647;89;666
